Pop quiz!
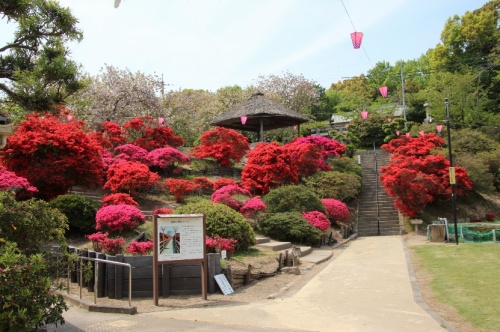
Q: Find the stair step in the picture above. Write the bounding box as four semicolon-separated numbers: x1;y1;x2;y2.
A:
254;241;291;251
255;237;270;244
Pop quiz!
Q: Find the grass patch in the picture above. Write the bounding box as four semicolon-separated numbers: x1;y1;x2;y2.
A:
231;248;265;259
412;243;500;331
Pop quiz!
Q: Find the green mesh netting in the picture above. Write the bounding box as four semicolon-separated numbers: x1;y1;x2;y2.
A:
447;226;500;243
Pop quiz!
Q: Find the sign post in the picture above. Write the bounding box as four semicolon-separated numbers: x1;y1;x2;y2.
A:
153;214;207;305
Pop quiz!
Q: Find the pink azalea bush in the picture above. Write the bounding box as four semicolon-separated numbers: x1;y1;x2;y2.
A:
126;240;153;255
302;211;331;231
211;185;252;210
95;204;145;232
485;211;496;222
321;198;350;223
86;232;125;255
239;196;267;217
0;166;38;199
114;144;149;163
147;147;190;170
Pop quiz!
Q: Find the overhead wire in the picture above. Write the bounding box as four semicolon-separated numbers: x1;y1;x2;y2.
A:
340;0;373;67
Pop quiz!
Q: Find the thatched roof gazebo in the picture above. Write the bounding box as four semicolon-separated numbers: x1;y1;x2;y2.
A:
210;92;309;142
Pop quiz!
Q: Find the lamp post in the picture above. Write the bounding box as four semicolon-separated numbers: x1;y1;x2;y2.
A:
444;98;459;245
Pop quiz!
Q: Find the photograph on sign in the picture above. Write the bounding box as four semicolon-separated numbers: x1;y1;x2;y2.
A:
157;214;204;262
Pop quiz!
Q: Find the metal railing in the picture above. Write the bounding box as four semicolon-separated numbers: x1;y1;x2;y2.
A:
71;257;133;307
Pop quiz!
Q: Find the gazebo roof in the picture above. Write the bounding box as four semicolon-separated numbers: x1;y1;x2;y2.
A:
210;92;309;133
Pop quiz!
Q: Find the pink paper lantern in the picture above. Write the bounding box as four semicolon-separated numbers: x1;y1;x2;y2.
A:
387;118;392;122
240;116;248;125
436;124;443;133
360;110;368;120
158;117;164;125
396;130;400;136
405;133;410;138
419;131;425;137
379;86;388;98
66;115;74;122
350;32;364;49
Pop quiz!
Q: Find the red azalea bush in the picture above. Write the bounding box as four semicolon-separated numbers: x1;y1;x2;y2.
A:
123;117;184;151
101;193;138;207
240;142;298;195
95;204;146;232
289;136;346;170
126;240;154;255
163;178;200;202
302;211;331;231
213;178;238;190
92;121;126;150
0;166;38;200
147;147;190;172
1;114;105;199
470;217;483;223
205;236;238;254
191;127;250;167
321;198;350;223
193;177;214;192
104;161;160;195
239;197;267;217
152;207;174;214
211;185;252;210
485;212;496;222
114;144;149;163
284;142;324;177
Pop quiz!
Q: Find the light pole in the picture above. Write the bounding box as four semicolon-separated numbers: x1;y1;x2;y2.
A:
445;98;459;245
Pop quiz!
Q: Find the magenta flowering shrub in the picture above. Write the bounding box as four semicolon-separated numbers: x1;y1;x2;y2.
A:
239;197;267;217
302;211;331;231
114;144;149;163
101;193;138;207
206;236;238;253
485;211;496;222
211;185;252;210
321;198;350;223
147;147;190;170
87;232;109;252
86;232;125;255
291;136;346;170
95;204;145;232
102;237;125;256
0;166;38;200
126;240;153;255
213;178;238;190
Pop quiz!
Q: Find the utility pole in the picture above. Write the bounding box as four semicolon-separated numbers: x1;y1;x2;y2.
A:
445;98;459;245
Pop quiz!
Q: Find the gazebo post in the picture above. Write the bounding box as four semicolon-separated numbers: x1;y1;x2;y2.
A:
259;119;264;142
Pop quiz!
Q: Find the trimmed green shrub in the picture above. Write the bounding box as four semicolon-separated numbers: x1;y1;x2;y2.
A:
0;242;68;331
262;185;325;214
0;192;67;251
328;156;362;179
174;200;255;251
303;171;361;201
259;212;323;245
49;194;99;235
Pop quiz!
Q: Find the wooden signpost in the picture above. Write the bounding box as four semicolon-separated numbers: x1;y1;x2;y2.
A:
153;214;207;305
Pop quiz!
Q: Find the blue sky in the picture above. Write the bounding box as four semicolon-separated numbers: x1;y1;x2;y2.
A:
2;0;491;91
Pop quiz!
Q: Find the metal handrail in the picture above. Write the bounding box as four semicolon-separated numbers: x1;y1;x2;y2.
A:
73;257;133;307
374;143;380;236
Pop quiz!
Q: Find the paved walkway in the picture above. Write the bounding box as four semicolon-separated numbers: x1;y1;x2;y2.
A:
47;236;452;331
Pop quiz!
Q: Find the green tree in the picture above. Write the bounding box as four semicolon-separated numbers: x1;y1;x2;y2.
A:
0;0;87;113
330;75;373;113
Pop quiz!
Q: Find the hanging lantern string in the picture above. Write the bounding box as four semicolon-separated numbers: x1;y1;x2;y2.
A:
340;0;373;67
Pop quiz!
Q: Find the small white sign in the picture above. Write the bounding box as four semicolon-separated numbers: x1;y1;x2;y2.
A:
214;274;234;295
221;250;227;260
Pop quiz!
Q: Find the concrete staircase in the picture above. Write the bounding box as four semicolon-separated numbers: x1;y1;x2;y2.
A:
253;236;334;265
357;149;401;236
